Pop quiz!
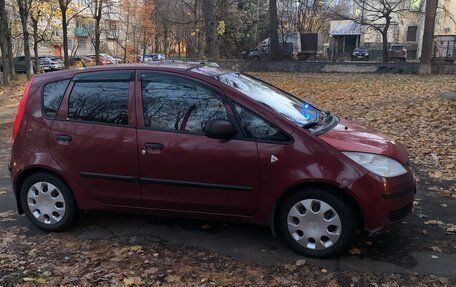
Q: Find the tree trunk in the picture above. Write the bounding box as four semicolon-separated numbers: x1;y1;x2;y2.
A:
31;16;40;73
142;30;147;61
94;0;103;65
123;4;129;63
17;0;33;79
7;25;15;78
59;0;69;68
382;32;389;62
202;0;217;61
269;0;280;60
0;0;11;85
381;16;391;63
418;0;438;75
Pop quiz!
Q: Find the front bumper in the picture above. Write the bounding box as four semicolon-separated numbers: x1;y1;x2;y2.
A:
349;166;416;232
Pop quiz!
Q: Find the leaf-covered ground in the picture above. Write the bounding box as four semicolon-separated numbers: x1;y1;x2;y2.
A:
0;226;453;287
0;73;455;286
252;73;456;196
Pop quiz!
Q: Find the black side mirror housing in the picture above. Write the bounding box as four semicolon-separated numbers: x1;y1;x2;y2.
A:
204;119;238;139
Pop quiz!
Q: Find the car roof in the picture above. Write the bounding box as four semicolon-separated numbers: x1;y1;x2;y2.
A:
32;62;234;83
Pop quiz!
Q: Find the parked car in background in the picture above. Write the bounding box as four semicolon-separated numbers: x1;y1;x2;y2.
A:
112;56;124;64
38;56;64;71
0;56;53;73
69;56;96;67
1;56;33;73
351;47;369;61
86;54;115;65
10;63;415;258
389;44;407;62
139;53;166;62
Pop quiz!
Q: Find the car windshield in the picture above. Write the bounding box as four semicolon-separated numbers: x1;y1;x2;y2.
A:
214;73;319;125
355;48;366;52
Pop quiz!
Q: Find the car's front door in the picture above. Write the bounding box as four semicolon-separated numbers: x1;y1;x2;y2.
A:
49;70;141;206
136;71;260;216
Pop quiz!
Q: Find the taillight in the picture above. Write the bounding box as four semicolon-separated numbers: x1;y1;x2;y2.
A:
11;78;33;143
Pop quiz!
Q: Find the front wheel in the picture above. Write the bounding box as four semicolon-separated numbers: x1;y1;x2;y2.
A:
20;173;77;231
277;188;356;258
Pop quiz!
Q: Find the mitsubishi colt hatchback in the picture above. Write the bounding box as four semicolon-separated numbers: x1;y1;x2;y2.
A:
9;63;415;258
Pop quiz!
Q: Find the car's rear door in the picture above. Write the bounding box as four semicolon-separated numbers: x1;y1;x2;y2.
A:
48;70;141;206
136;71;260;215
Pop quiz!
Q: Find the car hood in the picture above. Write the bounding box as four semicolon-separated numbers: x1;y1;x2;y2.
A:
318;119;409;164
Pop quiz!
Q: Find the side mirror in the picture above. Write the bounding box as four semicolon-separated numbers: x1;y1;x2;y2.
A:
204;119;238;140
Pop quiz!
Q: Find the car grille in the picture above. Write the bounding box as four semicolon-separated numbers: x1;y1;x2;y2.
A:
389;203;413;222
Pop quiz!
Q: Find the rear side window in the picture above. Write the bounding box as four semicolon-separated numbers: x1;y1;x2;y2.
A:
42;80;69;119
68;80;130;125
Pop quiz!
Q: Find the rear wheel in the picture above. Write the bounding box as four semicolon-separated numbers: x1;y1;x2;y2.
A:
20;173;77;231
278;188;355;258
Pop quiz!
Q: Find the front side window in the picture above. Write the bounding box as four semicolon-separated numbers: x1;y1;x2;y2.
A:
68;80;129;125
42;79;69;118
233;102;290;142
141;73;228;134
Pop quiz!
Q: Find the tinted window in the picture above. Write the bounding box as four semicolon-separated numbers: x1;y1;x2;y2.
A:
141;73;227;134
68;81;129;125
233;102;290;142
42;80;69;118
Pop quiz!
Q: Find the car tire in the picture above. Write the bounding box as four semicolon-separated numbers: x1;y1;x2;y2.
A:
277;188;355;258
20;172;77;231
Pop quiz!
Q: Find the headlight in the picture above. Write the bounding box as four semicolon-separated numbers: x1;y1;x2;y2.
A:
342;152;407;177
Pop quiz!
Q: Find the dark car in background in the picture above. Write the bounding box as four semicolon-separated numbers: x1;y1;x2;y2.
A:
1;56;36;73
10;63;415;258
351;47;369;61
389;44;407;62
1;56;63;73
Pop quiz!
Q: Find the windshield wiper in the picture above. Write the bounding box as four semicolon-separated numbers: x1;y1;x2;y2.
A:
302;111;332;130
302;121;319;129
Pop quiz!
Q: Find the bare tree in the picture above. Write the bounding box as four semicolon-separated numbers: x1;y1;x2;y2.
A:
92;0;105;65
59;0;72;68
17;0;33;79
418;0;438;75
59;0;87;68
31;0;61;71
331;0;408;62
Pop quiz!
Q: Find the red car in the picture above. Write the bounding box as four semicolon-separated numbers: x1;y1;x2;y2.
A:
9;64;415;258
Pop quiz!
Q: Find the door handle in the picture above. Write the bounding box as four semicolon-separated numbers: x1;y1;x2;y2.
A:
144;143;164;152
56;134;72;143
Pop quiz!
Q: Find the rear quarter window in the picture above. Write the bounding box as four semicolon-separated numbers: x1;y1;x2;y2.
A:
42;80;70;119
